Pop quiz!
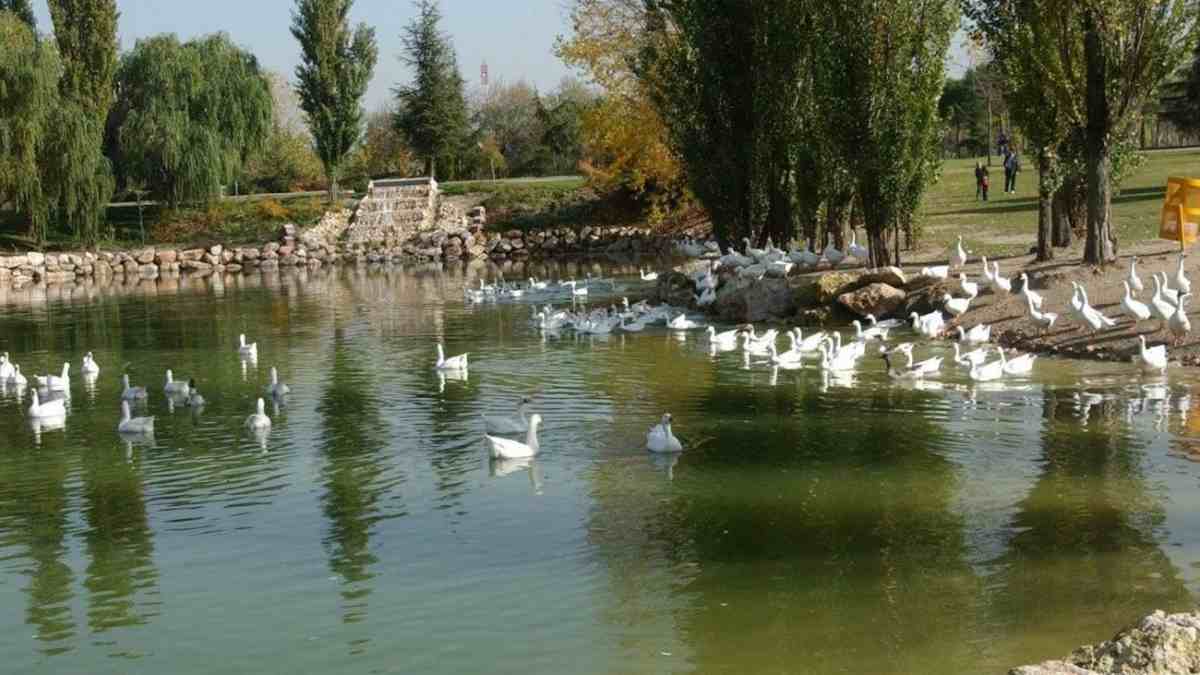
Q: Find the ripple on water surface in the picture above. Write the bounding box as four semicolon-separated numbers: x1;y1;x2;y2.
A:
1;265;1200;674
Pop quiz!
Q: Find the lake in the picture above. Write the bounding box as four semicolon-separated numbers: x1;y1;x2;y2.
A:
1;262;1199;674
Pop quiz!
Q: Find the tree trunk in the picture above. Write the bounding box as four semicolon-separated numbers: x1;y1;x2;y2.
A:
328;172;339;205
867;226;890;268
1036;148;1054;261
986;96;993;167
1082;10;1116;266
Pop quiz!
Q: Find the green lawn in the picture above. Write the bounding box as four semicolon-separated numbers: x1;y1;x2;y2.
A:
921;148;1200;257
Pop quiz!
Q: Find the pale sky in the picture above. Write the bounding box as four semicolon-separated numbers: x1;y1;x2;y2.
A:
31;0;575;110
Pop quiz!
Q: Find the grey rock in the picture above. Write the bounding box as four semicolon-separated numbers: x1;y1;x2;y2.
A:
837;283;907;319
1011;611;1200;675
713;276;796;323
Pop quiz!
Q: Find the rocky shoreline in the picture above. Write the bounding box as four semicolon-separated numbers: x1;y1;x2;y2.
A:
1011;611;1200;674
0;207;681;294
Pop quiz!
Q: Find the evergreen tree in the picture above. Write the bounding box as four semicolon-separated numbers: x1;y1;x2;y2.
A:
394;0;469;180
291;0;378;202
0;0;35;28
44;0;119;245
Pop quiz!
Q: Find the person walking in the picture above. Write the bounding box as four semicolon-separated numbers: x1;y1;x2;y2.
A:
1004;148;1021;193
974;161;985;201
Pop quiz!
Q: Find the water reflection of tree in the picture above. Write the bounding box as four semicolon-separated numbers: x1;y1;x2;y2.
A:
986;391;1191;662
0;445;77;654
316;327;395;632
588;384;982;675
80;444;159;634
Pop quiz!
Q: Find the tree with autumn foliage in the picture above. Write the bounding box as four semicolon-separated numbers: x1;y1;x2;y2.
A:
556;0;685;216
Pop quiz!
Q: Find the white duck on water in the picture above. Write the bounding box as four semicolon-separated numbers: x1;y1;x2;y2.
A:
36;363;70;391
121;374;147;401
118;400;155;434
28;390;66;419
164;369;190;397
245;398;272;431
81;352;100;376
483;396;533;435
486;414;543;459
1137;335;1168;372
238;334;258;360
646;413;684;453
436;344;469;371
265;367;290;398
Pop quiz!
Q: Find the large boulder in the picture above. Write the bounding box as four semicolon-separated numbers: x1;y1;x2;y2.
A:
712;276;795;323
837;283;907;319
814;271;862;304
654;272;696;308
1011;611;1200;675
859;266;907;288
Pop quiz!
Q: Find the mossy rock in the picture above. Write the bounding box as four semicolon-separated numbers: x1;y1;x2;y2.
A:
814;271;863;304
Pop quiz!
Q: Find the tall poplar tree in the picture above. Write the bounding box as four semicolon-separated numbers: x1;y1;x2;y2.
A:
394;0;469;180
291;0;378;202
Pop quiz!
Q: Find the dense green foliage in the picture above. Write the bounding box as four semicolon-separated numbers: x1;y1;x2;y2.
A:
394;0;469;179
291;0;378;202
0;0;34;27
0;12;58;235
110;34;273;208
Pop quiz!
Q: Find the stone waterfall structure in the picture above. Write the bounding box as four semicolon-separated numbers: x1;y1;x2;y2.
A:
345;177;445;247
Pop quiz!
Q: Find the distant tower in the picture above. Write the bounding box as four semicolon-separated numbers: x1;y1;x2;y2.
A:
481;61;489;87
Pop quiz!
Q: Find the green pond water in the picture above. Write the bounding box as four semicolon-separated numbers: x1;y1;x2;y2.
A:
2;262;1200;675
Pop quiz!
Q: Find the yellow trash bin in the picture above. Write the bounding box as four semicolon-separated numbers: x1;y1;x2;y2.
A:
1160;176;1200;248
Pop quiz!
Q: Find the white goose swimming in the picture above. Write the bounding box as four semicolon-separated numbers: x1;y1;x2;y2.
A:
81;352;100;376
1137;335;1168;372
910;311;945;338
818;339;859;372
121;374;148;401
28;390;66;419
436;344;469;371
8;364;27;386
1000;349;1037;376
0;353;13;380
668;314;702;330
793;328;829;353
1121;280;1151;322
646;413;684;454
36;363;70;391
640;268;659;282
118;400;155;434
486;414;543;459
238;334;258;359
164;369;190;396
969;348;1006;382
185;380;206;407
891;344;943;375
881;351;924;381
707;326;741;349
265;367;290;398
953;343;989;368
956;324;991;344
245;398;272;431
851;319;888;342
483;397;533;435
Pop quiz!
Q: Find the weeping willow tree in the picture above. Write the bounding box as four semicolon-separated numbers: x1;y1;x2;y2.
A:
0;11;57;238
111;33;273;207
0;0;35;28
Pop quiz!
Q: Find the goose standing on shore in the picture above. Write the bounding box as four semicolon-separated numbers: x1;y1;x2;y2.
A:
1169;293;1192;345
1151;274;1177;330
991;261;1013;294
245;398;272;431
646;413;683;453
1129;257;1144;295
847;231;869;262
486;414;543;459
822;243;846;268
1122;281;1151;323
950;235;969;270
942;293;971;318
118;400;155;434
1018;273;1044;310
1025;293;1058;332
1177;255;1192;295
959;274;980;300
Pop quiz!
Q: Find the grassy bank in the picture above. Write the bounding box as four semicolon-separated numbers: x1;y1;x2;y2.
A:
920;148;1200;258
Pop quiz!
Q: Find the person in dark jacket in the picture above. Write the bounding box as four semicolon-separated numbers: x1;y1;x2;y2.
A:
1004;149;1021;193
976;161;990;201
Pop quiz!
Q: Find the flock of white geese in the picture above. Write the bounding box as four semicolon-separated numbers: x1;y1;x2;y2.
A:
1;333;286;440
454;234;1191;461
